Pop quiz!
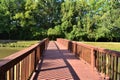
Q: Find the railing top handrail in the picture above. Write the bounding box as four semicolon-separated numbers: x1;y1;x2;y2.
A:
77;42;120;57
57;38;120;57
0;38;48;73
78;42;120;57
77;42;95;50
94;47;120;57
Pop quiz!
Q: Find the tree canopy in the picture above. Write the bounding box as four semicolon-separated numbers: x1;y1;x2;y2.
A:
0;0;120;41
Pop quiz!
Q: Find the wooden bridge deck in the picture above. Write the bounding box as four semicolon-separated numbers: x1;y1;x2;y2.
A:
33;41;102;80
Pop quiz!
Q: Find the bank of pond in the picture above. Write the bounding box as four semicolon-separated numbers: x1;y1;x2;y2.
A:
0;40;120;59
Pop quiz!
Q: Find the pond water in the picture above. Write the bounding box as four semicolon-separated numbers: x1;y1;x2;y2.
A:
0;41;39;59
0;47;22;59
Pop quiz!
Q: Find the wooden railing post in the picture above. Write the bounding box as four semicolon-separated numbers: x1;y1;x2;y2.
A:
91;49;95;68
73;42;77;54
34;49;37;71
91;48;95;69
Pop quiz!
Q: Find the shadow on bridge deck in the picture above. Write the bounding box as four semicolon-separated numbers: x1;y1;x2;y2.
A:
32;41;101;80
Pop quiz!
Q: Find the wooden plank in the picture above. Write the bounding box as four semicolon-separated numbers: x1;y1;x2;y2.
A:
36;41;101;80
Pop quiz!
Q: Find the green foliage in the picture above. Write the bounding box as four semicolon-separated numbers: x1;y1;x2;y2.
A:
31;27;47;40
61;21;72;32
47;25;63;40
0;0;120;41
66;25;87;41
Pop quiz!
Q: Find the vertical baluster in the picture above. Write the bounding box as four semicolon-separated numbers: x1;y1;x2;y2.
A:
7;69;11;80
113;56;118;80
34;49;37;70
29;54;31;77
31;51;34;73
38;46;40;61
91;48;95;68
37;46;40;61
106;54;110;79
116;57;119;80
111;56;114;80
10;67;14;80
84;47;86;61
36;47;38;64
39;46;41;58
104;54;105;74
79;45;81;58
99;52;102;72
95;50;98;70
74;42;77;55
101;53;103;73
84;47;87;62
7;70;9;80
76;44;78;57
97;51;100;71
82;46;84;59
117;57;120;80
75;44;78;57
28;55;30;79
109;55;113;79
8;67;13;80
81;46;83;59
14;65;16;80
25;56;29;79
101;53;103;72
113;56;116;80
108;54;111;77
98;51;100;71
24;58;27;80
21;59;26;80
16;63;20;80
104;53;106;74
19;61;22;80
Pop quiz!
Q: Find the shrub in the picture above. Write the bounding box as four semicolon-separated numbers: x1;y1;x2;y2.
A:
47;25;64;40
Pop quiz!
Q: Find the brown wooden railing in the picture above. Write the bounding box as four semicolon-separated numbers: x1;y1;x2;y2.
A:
0;38;49;80
94;48;120;80
57;38;120;80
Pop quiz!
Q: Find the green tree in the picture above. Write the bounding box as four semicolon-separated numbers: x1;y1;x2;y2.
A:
0;0;120;41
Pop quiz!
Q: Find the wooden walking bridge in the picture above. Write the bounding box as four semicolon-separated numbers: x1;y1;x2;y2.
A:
0;38;120;80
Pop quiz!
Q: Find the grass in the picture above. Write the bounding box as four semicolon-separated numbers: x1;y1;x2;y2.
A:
0;41;39;59
83;42;120;51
